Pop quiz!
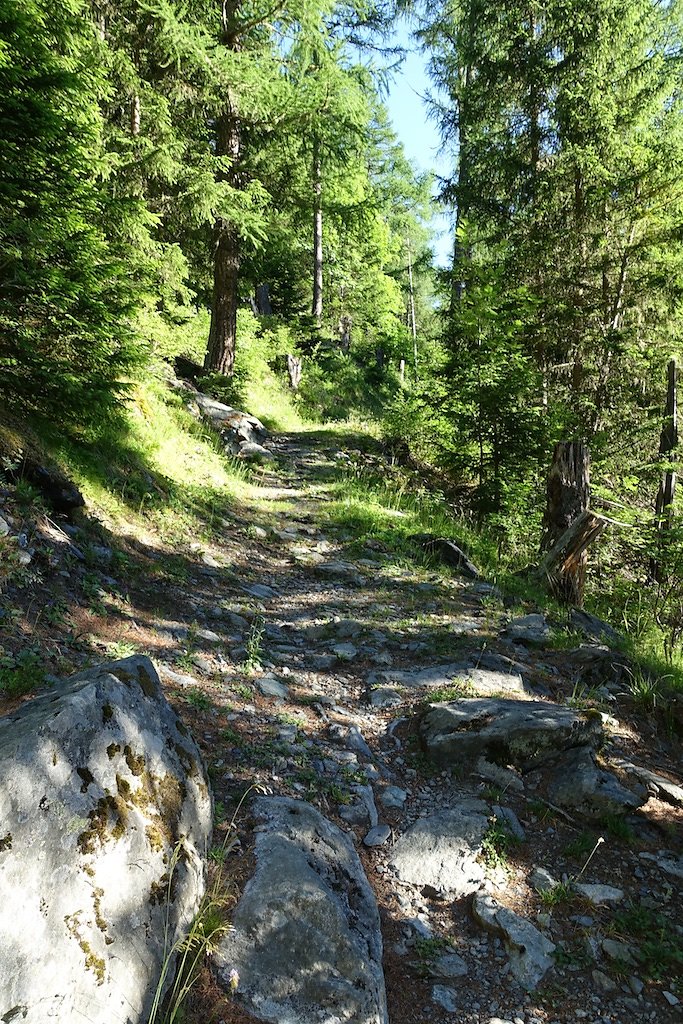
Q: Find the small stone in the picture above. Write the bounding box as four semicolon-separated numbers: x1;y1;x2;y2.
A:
493;805;525;841
252;526;268;539
333;643;358;661
431;985;458;1012
628;976;644;996
190;653;212;674
339;803;369;826
310;654;336;670
0;516;10;536
363;825;391;847
602;938;635;964
196;628;222;643
530;866;558;893
379;786;408;810
663;991;680;1006
575;883;624;906
241;583;277;599
369;687;403;708
592;969;617;993
256;675;289;699
430;953;469;979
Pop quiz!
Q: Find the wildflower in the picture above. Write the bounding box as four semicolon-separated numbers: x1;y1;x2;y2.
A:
229;968;239;994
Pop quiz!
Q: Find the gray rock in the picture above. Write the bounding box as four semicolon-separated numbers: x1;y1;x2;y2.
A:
492;805;526;841
472;894;555;990
241;583;277;599
463;667;529;698
664;991;680;1006
389;801;489;896
504;614;549;644
602;938;635;964
0;656;211;1024
618;762;683;808
191;393;267;448
379;786;407;810
421;698;603;769
369;687;403;708
592;969;618;993
548;747;645;818
575;883;624;905
475;757;525;794
333;643;358;661
378;663;468;690
431;985;459;1012
0;515;10;536
429;953;469;979
364;825;391;847
316;561;365;585
339;803;370;826
157;664;199;689
530;866;558;893
640;850;683;879
311;654;336;671
256;675;290;699
216;797;387;1024
629;976;644;996
570;609;622;647
411;534;480;579
196;627;222;643
334;619;363;638
237;441;273;461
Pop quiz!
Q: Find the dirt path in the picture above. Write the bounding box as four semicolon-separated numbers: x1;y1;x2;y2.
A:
2;428;682;1023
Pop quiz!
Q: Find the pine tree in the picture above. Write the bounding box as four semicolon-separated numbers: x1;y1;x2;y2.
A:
0;0;142;429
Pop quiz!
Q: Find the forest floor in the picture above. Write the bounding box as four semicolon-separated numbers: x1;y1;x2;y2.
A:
1;424;682;1024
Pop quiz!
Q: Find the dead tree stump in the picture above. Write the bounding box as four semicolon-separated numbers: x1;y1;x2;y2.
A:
540;441;591;605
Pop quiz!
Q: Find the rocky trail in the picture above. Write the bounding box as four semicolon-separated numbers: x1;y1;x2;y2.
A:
1;428;682;1024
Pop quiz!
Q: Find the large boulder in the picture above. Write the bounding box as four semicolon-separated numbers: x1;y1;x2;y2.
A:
215;797;388;1024
0;656;212;1024
421;698;603;770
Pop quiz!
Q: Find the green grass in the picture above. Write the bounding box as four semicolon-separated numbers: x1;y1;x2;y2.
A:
184;688;213;711
0;649;46;696
609;902;683;982
564;831;597;860
538;881;573;907
480;817;521;870
601;813;636;844
426;680;474;703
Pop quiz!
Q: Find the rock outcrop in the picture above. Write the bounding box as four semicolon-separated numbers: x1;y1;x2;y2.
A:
421;697;603;769
0;656;212;1024
216;796;388;1024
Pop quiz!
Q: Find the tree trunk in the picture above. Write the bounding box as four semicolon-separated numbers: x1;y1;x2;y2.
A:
407;237;418;373
130;92;141;136
312;136;323;321
206;0;242;377
651;358;678;581
206;219;239;375
540;441;591;605
286;354;302;390
206;103;241;375
255;283;272;315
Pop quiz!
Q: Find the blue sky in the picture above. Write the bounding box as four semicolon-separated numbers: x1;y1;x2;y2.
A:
383;22;453;266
